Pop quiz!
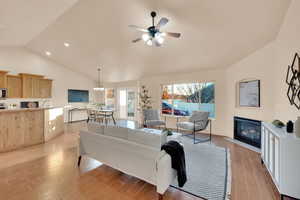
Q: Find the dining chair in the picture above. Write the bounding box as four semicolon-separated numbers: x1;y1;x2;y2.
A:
87;109;97;123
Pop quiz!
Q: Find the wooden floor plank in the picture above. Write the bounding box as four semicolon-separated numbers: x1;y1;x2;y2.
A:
0;121;282;200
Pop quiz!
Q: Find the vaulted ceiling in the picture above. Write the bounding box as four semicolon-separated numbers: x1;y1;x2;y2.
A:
0;0;291;82
0;0;78;46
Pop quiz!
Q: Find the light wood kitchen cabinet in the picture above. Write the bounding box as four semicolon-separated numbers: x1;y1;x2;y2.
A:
39;79;52;98
19;73;52;98
0;70;8;88
23;110;44;146
0;111;25;152
0;108;63;153
32;77;40;98
20;73;44;98
6;75;22;98
0;110;44;152
32;78;52;98
1;71;53;98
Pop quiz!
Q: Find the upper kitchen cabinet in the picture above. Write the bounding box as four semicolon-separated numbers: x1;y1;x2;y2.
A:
19;73;44;98
0;71;53;98
0;70;8;88
38;79;52;98
6;75;22;98
32;78;53;98
19;73;53;98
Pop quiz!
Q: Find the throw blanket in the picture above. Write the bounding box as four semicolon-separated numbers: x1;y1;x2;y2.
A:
161;140;187;187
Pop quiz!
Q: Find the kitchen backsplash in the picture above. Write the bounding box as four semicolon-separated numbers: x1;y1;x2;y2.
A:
0;98;52;109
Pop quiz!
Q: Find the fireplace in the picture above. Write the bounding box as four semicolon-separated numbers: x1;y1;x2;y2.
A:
234;117;261;148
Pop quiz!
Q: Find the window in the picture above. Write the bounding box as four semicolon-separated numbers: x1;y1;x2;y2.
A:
161;82;215;118
105;88;115;109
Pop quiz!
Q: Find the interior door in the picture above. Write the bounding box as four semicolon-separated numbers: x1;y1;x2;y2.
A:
119;89;127;119
117;88;137;120
127;89;136;119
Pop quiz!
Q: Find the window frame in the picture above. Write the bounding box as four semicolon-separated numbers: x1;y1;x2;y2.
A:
160;81;215;118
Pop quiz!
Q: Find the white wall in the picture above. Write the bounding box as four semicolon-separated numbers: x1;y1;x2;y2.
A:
3;1;295;136
0;47;96;107
111;69;228;136
225;43;277;136
273;0;300;121
141;69;227;136
224;0;300;137
111;0;300;138
104;80;140;120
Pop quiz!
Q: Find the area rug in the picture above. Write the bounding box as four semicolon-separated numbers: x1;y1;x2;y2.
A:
171;137;231;200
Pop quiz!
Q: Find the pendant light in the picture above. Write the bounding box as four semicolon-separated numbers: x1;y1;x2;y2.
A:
93;68;104;91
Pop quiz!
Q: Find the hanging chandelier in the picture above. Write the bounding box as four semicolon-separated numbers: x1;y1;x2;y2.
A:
93;68;104;91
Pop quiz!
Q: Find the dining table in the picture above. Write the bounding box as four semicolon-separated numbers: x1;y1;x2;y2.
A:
88;109;116;125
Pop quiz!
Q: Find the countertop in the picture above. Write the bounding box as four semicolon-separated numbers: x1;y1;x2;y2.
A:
0;107;62;113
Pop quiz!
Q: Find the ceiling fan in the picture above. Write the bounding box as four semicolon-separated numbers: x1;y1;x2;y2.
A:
129;11;181;47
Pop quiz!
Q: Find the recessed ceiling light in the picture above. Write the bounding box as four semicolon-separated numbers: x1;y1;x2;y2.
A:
64;42;70;47
45;51;51;56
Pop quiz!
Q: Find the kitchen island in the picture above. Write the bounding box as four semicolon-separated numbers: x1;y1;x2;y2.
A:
0;107;64;153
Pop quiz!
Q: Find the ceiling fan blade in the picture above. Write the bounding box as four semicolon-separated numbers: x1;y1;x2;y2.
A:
165;32;181;38
132;38;142;43
156;17;169;29
128;25;149;33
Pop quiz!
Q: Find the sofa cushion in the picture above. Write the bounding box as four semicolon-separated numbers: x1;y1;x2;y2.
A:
103;125;129;140
128;129;167;149
87;122;104;134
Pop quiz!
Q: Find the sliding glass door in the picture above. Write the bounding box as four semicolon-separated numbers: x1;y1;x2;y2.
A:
118;88;137;120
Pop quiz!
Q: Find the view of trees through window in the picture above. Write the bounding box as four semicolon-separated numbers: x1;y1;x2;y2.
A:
161;82;215;117
105;88;115;109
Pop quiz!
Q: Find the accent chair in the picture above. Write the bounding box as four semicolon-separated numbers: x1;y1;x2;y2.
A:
176;111;211;144
143;109;166;129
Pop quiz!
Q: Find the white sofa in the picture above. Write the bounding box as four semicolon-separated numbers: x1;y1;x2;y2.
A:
79;122;176;197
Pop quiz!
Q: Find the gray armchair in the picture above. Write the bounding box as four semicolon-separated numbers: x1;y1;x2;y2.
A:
176;111;211;144
143;109;166;129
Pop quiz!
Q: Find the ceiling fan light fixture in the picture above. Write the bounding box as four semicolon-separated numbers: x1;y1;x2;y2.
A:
129;11;181;47
157;37;164;44
142;33;150;41
146;39;153;46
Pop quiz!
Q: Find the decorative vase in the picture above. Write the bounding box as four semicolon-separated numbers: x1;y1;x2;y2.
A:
286;120;294;133
295;117;300;138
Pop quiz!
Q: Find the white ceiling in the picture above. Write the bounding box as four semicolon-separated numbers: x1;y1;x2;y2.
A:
0;0;291;82
0;0;78;46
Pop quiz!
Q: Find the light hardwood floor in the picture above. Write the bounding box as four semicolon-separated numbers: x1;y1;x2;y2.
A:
0;121;284;200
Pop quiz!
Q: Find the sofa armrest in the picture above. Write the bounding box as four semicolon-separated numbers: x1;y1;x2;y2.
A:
156;151;176;194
